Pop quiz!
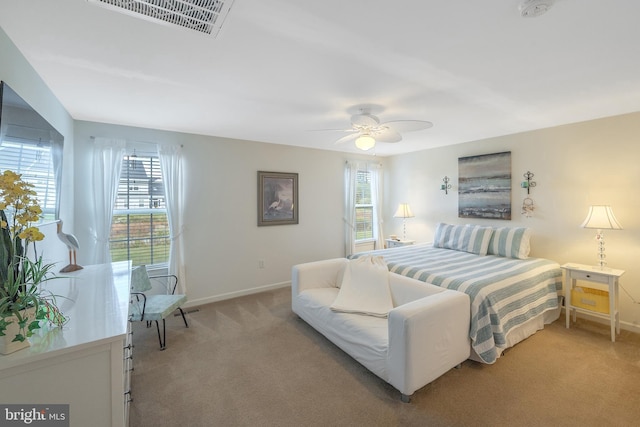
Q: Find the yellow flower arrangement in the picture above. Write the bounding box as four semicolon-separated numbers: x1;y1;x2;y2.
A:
0;170;67;351
0;169;44;237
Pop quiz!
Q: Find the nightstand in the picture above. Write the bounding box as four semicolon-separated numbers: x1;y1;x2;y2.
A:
561;263;625;342
386;239;415;249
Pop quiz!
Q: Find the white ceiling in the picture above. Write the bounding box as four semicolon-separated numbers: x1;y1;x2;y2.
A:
1;0;639;156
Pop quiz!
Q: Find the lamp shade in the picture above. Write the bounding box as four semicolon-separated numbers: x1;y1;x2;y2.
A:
581;205;623;230
393;203;414;219
355;134;376;151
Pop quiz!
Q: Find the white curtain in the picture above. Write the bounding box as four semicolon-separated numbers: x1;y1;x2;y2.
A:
91;137;126;264
158;144;186;294
51;138;63;220
370;163;385;251
344;161;358;257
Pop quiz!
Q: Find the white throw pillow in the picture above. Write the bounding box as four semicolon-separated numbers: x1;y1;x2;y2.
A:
433;222;494;256
330;255;393;318
487;227;531;259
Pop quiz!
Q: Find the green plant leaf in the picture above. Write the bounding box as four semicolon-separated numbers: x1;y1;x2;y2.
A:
0;317;9;336
17;317;28;329
27;319;41;333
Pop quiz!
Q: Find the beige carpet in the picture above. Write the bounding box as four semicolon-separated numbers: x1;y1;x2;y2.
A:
129;287;640;427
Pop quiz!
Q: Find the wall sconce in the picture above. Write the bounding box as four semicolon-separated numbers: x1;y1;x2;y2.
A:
440;176;452;195
521;171;536;194
521;171;537;218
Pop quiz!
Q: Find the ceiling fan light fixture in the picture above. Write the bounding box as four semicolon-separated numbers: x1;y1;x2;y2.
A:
355;134;376;151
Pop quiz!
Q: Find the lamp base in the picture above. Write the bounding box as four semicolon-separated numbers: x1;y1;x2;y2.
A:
402;219;408;241
594;229;608;270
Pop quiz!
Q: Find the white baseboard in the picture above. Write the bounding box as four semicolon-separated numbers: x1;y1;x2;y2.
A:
622;321;640;334
561;308;640;334
182;281;291;309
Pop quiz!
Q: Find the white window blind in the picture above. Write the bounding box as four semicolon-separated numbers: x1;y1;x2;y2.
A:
355;170;374;241
109;151;169;267
0;135;56;222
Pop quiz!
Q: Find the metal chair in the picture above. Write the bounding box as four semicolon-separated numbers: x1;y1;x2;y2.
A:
129;265;189;350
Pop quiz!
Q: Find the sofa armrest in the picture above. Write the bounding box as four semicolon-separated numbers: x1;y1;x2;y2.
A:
387;289;471;396
389;272;445;306
291;258;348;296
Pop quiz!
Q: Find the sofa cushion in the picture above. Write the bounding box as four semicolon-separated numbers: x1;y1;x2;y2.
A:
330;255;393;318
296;287;389;380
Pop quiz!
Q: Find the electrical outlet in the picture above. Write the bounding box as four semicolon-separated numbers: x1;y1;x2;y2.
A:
258;260;265;269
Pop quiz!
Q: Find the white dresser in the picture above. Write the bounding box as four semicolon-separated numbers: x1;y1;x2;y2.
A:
0;261;132;427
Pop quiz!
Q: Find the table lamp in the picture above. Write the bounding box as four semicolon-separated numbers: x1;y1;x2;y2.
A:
581;205;622;269
393;203;414;241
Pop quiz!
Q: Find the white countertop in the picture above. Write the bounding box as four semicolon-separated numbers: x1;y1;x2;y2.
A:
0;261;131;371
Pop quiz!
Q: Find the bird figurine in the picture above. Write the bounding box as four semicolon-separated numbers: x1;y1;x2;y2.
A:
57;220;83;273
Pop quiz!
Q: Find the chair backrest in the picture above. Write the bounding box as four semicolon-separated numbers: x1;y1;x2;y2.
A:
131;265;153;293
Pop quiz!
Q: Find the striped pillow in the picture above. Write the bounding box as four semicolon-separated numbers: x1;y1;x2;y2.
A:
487;227;531;259
433;223;494;256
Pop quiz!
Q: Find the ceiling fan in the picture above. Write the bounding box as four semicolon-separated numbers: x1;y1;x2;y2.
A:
327;109;433;151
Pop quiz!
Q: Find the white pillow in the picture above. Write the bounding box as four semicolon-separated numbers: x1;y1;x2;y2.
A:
433;223;494;256
487;227;531;259
330;255;393;318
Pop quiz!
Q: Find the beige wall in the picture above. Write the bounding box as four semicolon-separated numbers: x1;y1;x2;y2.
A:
386;112;640;331
73;120;381;306
5;25;640;332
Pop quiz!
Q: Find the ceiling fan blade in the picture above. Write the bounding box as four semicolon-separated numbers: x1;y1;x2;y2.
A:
308;128;356;132
351;113;379;127
334;132;360;145
381;120;433;133
374;127;402;143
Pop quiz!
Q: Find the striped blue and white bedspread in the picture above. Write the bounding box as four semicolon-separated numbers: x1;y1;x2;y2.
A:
351;243;562;364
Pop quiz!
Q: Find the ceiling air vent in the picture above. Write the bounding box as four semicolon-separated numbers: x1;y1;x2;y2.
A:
87;0;235;36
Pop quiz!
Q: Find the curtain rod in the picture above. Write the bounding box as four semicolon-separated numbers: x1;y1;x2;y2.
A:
90;136;155;145
90;136;183;148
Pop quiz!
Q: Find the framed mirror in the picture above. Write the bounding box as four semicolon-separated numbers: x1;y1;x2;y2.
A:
0;81;64;222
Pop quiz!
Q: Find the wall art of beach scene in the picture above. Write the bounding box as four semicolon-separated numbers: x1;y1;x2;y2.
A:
458;151;511;220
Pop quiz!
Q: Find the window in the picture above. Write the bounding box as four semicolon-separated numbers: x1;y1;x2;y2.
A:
355;170;374;241
0;136;56;223
109;151;169;267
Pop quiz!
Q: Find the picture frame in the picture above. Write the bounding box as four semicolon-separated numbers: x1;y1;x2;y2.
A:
458;151;511;220
258;171;298;226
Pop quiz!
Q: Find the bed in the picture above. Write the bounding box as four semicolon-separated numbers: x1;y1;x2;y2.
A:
350;224;562;364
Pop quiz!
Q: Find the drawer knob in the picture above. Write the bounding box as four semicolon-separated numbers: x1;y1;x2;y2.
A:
586;274;591;278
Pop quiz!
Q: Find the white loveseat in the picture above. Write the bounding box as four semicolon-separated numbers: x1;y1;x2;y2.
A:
291;258;471;401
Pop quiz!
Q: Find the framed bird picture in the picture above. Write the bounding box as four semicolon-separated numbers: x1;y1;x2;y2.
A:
257;171;298;226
